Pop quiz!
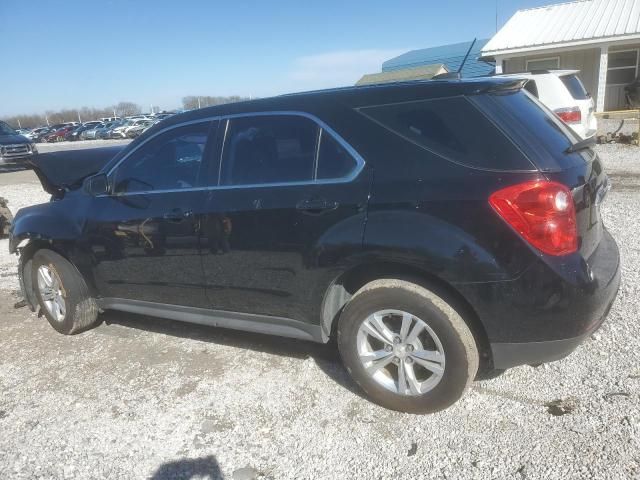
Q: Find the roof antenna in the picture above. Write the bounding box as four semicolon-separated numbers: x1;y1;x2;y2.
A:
432;38;477;81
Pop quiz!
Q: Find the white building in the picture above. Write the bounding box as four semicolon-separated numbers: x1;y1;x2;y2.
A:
481;0;640;112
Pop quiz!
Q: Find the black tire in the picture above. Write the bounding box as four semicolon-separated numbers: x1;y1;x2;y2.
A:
337;279;479;414
31;249;100;335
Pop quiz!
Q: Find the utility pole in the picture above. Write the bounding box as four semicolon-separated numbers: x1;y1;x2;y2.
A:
198;97;201;109
78;111;82;123
18;119;21;129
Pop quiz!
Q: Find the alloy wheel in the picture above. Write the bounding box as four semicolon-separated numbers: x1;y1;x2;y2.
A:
356;309;445;396
36;265;66;322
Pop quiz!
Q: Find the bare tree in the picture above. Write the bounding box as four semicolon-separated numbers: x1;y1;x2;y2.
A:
113;101;142;117
181;95;249;110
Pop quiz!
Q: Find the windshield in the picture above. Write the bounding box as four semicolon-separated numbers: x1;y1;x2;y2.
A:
0;121;18;135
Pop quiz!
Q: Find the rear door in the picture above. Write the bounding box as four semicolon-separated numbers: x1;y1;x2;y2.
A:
200;113;369;323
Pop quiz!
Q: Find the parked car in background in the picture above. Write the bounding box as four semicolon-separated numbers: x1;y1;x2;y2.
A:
16;129;32;136
44;126;76;143
80;123;105;140
94;122;119;139
29;127;52;142
100;116;122;123
0;120;37;167
65;124;94;141
126;119;156;138
112;118;153;138
104;121;129;139
496;70;596;139
10;78;619;413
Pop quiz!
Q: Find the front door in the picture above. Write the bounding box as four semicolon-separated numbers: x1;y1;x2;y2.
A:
200;114;369;323
86;121;217;308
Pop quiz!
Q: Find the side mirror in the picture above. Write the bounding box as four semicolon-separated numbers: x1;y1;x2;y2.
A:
85;174;110;196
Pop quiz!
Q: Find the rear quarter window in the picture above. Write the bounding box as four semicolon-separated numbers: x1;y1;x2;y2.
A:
358;96;534;171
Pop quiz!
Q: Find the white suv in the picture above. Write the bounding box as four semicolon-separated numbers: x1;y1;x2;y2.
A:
497;70;597;140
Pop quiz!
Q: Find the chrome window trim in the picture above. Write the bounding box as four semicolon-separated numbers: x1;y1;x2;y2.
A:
103;111;366;198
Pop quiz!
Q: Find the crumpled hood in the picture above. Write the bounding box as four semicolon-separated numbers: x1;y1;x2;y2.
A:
0;134;30;145
28;145;125;196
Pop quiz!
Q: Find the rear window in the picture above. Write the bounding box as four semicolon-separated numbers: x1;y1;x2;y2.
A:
474;90;585;172
523;80;539;98
358;96;534;171
560;74;589;100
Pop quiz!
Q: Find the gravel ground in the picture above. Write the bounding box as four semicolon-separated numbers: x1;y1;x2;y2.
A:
598;117;640;138
0;144;639;479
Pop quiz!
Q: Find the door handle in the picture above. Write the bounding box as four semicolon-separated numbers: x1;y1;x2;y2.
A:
296;198;339;215
163;208;193;222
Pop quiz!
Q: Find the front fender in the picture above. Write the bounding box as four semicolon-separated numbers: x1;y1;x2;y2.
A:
9;203;83;253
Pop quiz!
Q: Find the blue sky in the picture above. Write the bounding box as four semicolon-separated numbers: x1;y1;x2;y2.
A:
0;0;555;116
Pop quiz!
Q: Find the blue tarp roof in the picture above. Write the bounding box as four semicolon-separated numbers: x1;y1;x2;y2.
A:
382;39;493;78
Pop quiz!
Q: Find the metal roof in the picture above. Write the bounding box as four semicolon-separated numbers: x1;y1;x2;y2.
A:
382;39;494;77
482;0;640;57
356;64;449;86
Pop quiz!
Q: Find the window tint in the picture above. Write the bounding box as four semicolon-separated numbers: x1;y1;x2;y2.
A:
317;131;357;180
359;96;532;170
114;122;212;193
524;80;539;98
220;115;318;186
474;90;588;171
560;74;589;100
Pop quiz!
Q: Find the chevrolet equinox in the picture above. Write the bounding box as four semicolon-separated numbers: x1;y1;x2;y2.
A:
10;78;620;413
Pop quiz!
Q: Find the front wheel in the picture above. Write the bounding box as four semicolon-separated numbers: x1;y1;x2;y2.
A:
338;279;479;414
32;249;100;335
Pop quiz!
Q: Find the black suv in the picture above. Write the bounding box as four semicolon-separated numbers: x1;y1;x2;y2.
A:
10;78;620;413
0;121;37;168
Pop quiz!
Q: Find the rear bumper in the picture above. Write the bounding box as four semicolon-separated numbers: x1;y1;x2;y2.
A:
459;228;620;369
490;287;616;368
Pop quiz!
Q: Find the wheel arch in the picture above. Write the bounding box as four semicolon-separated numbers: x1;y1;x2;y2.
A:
16;238;80;312
321;261;494;370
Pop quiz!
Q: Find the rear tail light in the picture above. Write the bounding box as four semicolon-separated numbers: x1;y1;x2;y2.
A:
554;107;582;124
489;180;578;256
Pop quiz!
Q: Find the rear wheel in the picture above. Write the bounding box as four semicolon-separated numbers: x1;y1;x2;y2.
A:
338;279;478;413
32;249;100;335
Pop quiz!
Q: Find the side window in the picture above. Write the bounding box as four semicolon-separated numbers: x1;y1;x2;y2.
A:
359;96;533;171
114;122;213;193
220;115;318;186
317;131;358;180
524;80;539;98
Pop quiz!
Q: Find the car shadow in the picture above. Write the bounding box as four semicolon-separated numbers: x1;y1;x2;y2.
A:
150;455;223;480
101;309;366;400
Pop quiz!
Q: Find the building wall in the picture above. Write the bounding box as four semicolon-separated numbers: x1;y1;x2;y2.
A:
504;43;640;111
